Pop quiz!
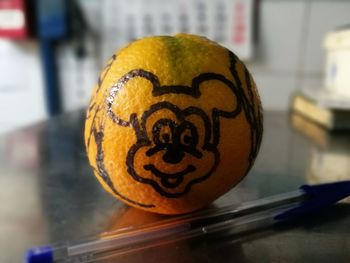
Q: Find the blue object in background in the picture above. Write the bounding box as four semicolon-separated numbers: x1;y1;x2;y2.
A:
37;0;67;39
37;0;68;116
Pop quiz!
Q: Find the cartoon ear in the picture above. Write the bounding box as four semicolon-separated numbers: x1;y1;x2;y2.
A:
192;73;243;146
193;73;242;116
106;69;160;126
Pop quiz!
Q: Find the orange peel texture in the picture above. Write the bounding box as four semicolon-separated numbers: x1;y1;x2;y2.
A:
85;34;263;215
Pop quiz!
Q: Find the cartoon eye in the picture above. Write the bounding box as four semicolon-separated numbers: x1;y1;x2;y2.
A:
178;122;198;147
152;119;176;144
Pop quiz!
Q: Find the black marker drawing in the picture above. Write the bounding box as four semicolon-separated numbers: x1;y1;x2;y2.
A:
86;54;117;118
125;101;221;198
86;54;117;147
87;50;262;206
86;54;156;208
228;51;263;170
92;124;155;208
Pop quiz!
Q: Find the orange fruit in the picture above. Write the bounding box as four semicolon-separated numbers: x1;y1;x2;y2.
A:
85;34;263;215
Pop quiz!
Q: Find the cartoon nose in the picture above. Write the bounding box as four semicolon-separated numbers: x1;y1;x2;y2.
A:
163;147;184;164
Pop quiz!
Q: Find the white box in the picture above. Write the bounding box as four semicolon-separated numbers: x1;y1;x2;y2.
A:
324;28;350;97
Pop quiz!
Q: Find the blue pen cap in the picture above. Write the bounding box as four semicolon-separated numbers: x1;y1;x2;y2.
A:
275;181;350;221
25;246;53;263
301;180;350;203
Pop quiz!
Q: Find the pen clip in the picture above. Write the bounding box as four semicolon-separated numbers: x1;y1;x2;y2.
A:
275;181;350;221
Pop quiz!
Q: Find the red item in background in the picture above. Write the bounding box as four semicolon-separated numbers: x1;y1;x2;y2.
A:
0;0;27;39
232;2;246;45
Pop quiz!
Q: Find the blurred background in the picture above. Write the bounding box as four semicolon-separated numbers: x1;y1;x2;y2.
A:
0;0;350;134
1;2;350;262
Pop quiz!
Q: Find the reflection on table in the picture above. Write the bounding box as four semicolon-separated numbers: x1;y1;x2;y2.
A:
0;111;349;262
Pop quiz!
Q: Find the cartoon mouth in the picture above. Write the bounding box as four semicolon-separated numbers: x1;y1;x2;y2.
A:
144;164;196;188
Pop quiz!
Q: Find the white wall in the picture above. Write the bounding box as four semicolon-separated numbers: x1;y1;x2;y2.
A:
248;0;350;110
0;40;47;134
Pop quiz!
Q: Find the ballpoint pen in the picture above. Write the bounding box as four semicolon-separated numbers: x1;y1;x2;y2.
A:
26;180;350;263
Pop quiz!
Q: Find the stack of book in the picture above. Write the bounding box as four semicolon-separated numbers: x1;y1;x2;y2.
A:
290;111;349;149
291;88;350;131
290;27;350;132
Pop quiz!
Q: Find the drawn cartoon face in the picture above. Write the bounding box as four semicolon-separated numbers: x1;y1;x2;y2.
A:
127;102;218;197
104;69;243;198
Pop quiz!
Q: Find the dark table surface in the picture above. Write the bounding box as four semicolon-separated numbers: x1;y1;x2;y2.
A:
1;110;350;263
